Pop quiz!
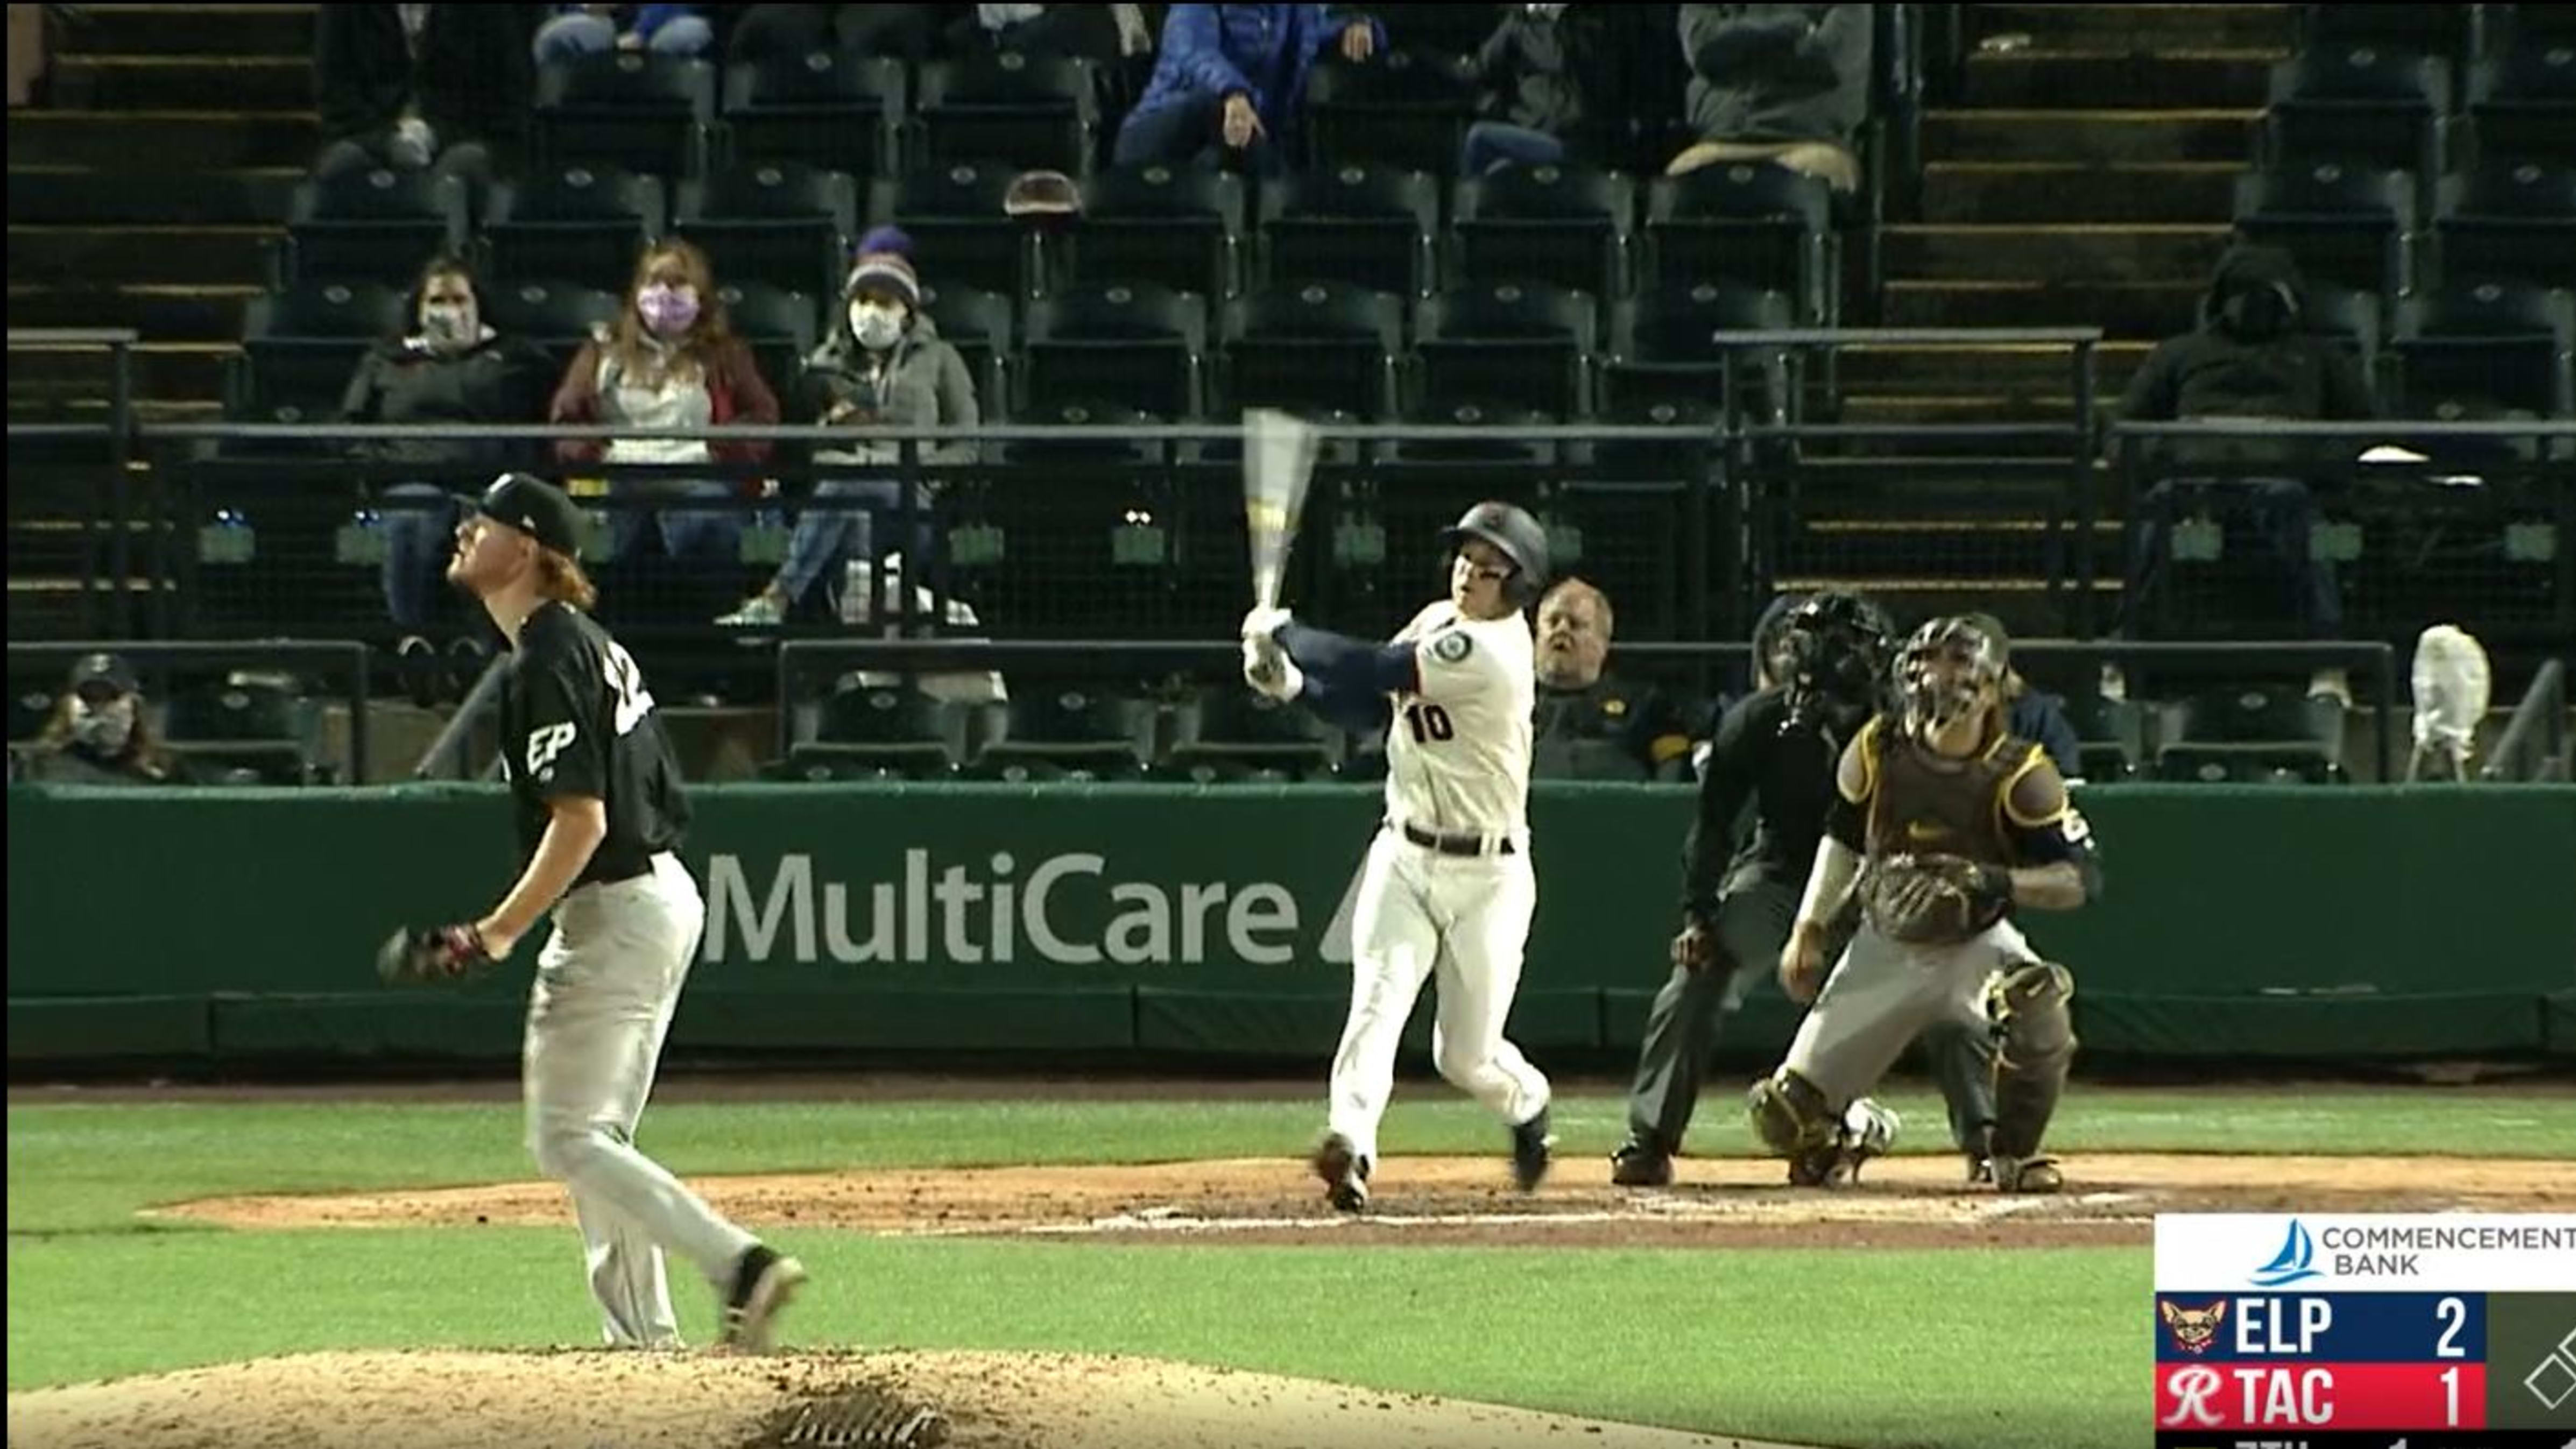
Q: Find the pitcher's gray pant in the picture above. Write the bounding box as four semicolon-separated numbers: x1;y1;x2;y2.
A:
525;853;758;1348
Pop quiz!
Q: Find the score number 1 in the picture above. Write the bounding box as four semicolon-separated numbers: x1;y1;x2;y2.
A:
2435;1295;2466;1426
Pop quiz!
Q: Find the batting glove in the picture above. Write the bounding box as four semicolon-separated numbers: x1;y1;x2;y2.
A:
1240;605;1294;642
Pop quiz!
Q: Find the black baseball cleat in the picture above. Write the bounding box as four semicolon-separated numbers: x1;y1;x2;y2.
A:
719;1243;807;1353
1509;1107;1555;1192
1312;1132;1370;1212
1609;1138;1674;1188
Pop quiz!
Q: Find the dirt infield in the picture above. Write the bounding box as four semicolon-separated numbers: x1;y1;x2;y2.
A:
153;1152;2575;1249
4;1348;1806;1449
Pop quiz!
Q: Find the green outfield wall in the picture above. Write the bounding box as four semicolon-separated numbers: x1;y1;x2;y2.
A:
10;783;2573;1066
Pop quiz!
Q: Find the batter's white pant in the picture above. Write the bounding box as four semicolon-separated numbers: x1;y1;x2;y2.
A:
1781;917;2037;1113
1326;828;1551;1164
525;852;757;1348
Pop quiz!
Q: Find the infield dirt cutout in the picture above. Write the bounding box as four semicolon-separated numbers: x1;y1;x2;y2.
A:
18;1153;2567;1449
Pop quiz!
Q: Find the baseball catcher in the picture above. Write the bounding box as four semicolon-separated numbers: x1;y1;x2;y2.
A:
1749;617;2102;1194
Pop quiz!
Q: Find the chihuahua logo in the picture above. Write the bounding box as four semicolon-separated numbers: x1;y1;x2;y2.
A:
2159;1298;2228;1355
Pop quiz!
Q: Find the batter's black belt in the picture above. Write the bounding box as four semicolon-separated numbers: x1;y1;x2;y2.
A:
1392;819;1518;858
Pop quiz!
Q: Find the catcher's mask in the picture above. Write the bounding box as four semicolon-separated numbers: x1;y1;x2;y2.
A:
1776;590;1894;736
1895;617;2006;744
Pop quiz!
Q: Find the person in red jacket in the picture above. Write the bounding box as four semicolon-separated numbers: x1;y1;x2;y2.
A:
547;239;778;574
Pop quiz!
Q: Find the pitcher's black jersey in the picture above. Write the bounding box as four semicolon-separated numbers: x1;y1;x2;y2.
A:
497;602;689;884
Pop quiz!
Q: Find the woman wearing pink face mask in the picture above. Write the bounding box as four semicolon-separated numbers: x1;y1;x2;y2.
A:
548;239;779;587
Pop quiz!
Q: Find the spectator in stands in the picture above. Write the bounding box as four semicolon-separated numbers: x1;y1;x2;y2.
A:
531;5;714;63
945;5;1156;66
1960;612;2084;781
729;3;943;66
1532;579;1695;781
1111;4;1384;173
2113;243;2376;702
719;231;982;627
313;5;533;195
20;653;186;787
338;255;554;699
1461;3;1622;175
1668;4;1870;193
548;238;778;575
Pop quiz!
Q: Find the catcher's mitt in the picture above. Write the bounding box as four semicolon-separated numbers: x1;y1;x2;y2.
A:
375;923;494;986
1860;853;2012;945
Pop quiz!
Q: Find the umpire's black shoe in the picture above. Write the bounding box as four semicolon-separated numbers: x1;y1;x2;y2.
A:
1610;1138;1674;1188
1510;1107;1555;1193
719;1243;807;1353
1312;1132;1370;1212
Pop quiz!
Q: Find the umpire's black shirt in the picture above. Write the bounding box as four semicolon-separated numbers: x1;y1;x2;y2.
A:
1677;687;1847;918
498;601;690;886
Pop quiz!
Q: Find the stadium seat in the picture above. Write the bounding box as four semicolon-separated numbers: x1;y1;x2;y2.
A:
674;162;858;297
1602;282;1796;420
281;169;469;288
2303;280;2385;364
1063;165;1244;302
1449;163;1635;302
1302;49;1481;175
914;51;1097;175
237;281;407;418
1218;281;1402;420
1645;164;1837;322
920;284;1015;418
2435;162;2576;290
1413;284;1595;416
2465;45;2576;167
1022;282;1206;418
2153;687;2346;784
533;52;716;178
788;683;966;779
2296;3;2472;66
1378;4;1508;56
2259;48;2450;211
714;281;821;393
990;399;1163;465
1257;166;1439;297
1587;394;1725;483
480;280;622;376
1384;399;1558;465
968;688;1154;778
9;678;57;743
2062;692;2149;782
163;677;320;786
881;165;1038;300
2392;281;2576;420
481;167;666;291
2231;164;2415;314
718;53;904;180
1162;686;1336;777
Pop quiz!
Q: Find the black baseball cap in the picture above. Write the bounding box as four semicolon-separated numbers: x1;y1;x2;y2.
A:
469;472;585;558
65;651;139;696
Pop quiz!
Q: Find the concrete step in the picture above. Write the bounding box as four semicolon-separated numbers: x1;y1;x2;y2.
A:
1960;51;2281;109
10;342;231;408
1967;4;2296;50
1922;109;2259;165
1922;161;2241;223
1840;393;2117;426
1833;342;2152;394
7;111;320;170
54;4;317;59
51;55;313;114
1883;279;2202;338
7;169;306;224
10;224;280;288
8;285;261;344
1882;223;2232;282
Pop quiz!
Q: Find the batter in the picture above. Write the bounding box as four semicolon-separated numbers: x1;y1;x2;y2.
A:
1242;501;1557;1212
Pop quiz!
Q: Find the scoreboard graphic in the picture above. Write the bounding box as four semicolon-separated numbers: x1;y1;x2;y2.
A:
2156;1213;2576;1449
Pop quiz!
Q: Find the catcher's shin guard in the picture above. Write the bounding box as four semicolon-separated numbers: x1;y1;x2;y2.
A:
1985;961;2076;1192
1746;1068;1838;1160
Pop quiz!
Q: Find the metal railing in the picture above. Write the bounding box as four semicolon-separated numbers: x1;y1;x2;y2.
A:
5;638;374;783
7;327;139;636
2483;657;2570;784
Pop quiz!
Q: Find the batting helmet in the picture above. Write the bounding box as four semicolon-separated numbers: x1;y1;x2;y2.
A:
1439;500;1550;608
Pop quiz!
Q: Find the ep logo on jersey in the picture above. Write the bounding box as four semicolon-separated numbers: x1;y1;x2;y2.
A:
525;722;577;781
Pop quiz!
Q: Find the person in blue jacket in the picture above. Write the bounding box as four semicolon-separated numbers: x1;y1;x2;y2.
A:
533;5;714;65
1112;4;1382;172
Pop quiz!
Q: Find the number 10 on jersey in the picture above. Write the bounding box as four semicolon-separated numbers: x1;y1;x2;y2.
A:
1403;703;1453;743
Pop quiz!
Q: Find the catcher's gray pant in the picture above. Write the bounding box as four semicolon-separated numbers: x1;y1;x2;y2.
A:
1780;917;2038;1115
526;852;757;1348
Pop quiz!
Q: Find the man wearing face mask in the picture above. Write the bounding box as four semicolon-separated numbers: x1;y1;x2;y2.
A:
342;257;552;697
719;234;981;627
1530;578;1693;782
22;653;187;787
2112;243;2377;703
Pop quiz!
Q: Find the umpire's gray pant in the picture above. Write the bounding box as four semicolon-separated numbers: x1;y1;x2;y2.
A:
1781;918;2038;1115
526;853;757;1348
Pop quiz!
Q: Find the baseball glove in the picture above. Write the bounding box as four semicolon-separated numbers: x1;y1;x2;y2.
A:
1860;854;2013;945
375;923;494;986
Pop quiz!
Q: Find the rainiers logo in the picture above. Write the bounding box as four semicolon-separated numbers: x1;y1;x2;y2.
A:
2159;1299;2228;1355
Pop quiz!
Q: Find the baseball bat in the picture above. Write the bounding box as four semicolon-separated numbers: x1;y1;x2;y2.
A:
1243;408;1320;613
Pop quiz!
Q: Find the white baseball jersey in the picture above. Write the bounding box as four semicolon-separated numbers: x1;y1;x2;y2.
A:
1380;601;1535;841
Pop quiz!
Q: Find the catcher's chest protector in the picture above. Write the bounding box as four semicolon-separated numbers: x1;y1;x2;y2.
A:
1862;723;2039;867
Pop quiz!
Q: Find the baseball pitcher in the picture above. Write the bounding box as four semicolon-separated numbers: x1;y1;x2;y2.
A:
388;472;804;1349
1241;501;1557;1212
1751;617;2103;1194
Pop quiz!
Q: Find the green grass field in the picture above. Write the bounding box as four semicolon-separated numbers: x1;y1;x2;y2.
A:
8;1083;2566;1448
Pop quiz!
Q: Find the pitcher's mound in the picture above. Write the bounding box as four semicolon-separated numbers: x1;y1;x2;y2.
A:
5;1348;1811;1449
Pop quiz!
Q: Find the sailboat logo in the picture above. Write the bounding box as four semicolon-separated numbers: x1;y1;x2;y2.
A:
2252;1219;2324;1287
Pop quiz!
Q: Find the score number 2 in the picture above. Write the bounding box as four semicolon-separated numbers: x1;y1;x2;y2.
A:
2434;1295;2466;1426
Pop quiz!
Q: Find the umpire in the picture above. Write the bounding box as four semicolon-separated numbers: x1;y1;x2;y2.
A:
1612;591;1894;1186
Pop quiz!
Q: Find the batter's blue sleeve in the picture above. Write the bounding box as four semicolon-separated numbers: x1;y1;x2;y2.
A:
1278;623;1409;736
